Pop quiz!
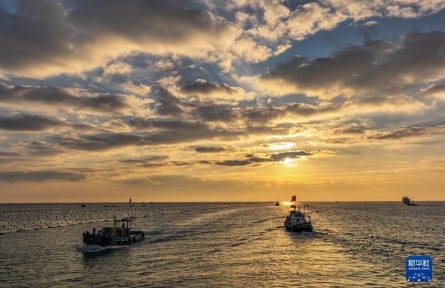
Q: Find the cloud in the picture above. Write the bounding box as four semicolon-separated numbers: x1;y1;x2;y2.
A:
0;114;67;131
0;0;81;77
334;123;367;134
194;146;226;153
231;37;272;63
55;118;244;151
0;151;21;157
15;141;66;156
421;83;445;100
55;133;146;151
195;103;240;122
215;160;252;166
327;0;445;22
121;155;169;164
0;170;86;183
287;3;347;40
0;0;238;78
181;79;239;97
0;151;24;164
368;125;445;140
2;0;445;79
121;155;170;167
0;83;148;116
259;31;445;99
214;150;313;167
155;88;186;116
240;94;428;125
269;151;312;161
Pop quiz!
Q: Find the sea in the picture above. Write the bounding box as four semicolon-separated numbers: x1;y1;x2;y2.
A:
0;202;443;287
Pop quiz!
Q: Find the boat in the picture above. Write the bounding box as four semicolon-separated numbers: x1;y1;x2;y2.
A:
275;201;280;206
76;217;145;253
284;195;313;232
402;196;417;206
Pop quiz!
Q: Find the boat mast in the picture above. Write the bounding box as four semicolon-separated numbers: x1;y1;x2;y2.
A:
128;197;132;219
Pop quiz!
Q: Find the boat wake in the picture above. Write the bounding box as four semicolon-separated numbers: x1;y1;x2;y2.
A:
75;244;127;253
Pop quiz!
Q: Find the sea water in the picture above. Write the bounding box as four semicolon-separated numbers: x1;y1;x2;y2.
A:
0;202;443;287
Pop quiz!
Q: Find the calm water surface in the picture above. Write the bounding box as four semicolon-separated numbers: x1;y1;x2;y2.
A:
0;202;443;287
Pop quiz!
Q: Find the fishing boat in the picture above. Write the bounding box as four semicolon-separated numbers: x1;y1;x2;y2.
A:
402;196;417;206
284;195;313;232
76;217;144;253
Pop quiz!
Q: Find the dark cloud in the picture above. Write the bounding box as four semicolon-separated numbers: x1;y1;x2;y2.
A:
334;123;366;134
129;118;215;133
196;103;239;122
55;118;243;151
213;150;313;167
248;156;274;163
0;151;24;164
270;151;312;161
69;0;229;46
0;151;22;157
285;103;340;116
0;114;66;131
421;83;445;96
181;79;238;96
0;170;85;183
194;146;226;153
121;155;169;164
19;141;66;156
215;160;252;166
0;0;233;75
244;107;282;123
268;31;445;96
0;84;133;114
141;163;168;168
130;117;244;138
171;161;193;166
368;125;445;140
243;103;341;123
0;0;78;71
121;155;170;168
155;88;185;116
56;133;145;151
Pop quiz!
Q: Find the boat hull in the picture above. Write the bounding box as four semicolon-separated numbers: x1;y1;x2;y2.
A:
76;235;144;253
284;221;313;232
79;231;145;253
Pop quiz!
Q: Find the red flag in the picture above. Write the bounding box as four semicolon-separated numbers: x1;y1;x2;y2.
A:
291;195;296;202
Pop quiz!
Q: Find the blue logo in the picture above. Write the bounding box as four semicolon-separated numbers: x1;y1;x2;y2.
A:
406;256;432;282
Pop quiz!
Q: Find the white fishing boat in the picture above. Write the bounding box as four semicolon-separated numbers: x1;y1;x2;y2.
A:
76;217;144;253
284;195;313;232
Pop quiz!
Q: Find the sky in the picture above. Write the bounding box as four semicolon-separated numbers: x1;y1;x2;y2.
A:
0;0;444;202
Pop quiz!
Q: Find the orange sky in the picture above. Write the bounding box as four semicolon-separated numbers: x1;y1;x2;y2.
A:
0;1;444;202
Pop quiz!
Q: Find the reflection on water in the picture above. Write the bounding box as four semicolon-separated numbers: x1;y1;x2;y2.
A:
0;202;443;287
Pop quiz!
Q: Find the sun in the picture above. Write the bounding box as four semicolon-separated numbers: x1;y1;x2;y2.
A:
282;157;296;167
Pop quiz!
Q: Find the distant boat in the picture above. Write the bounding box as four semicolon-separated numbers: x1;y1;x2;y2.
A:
402;196;417;206
275;201;280;206
76;218;144;253
81;204;86;207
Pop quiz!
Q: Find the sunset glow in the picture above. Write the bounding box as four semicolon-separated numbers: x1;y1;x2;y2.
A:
0;0;444;202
